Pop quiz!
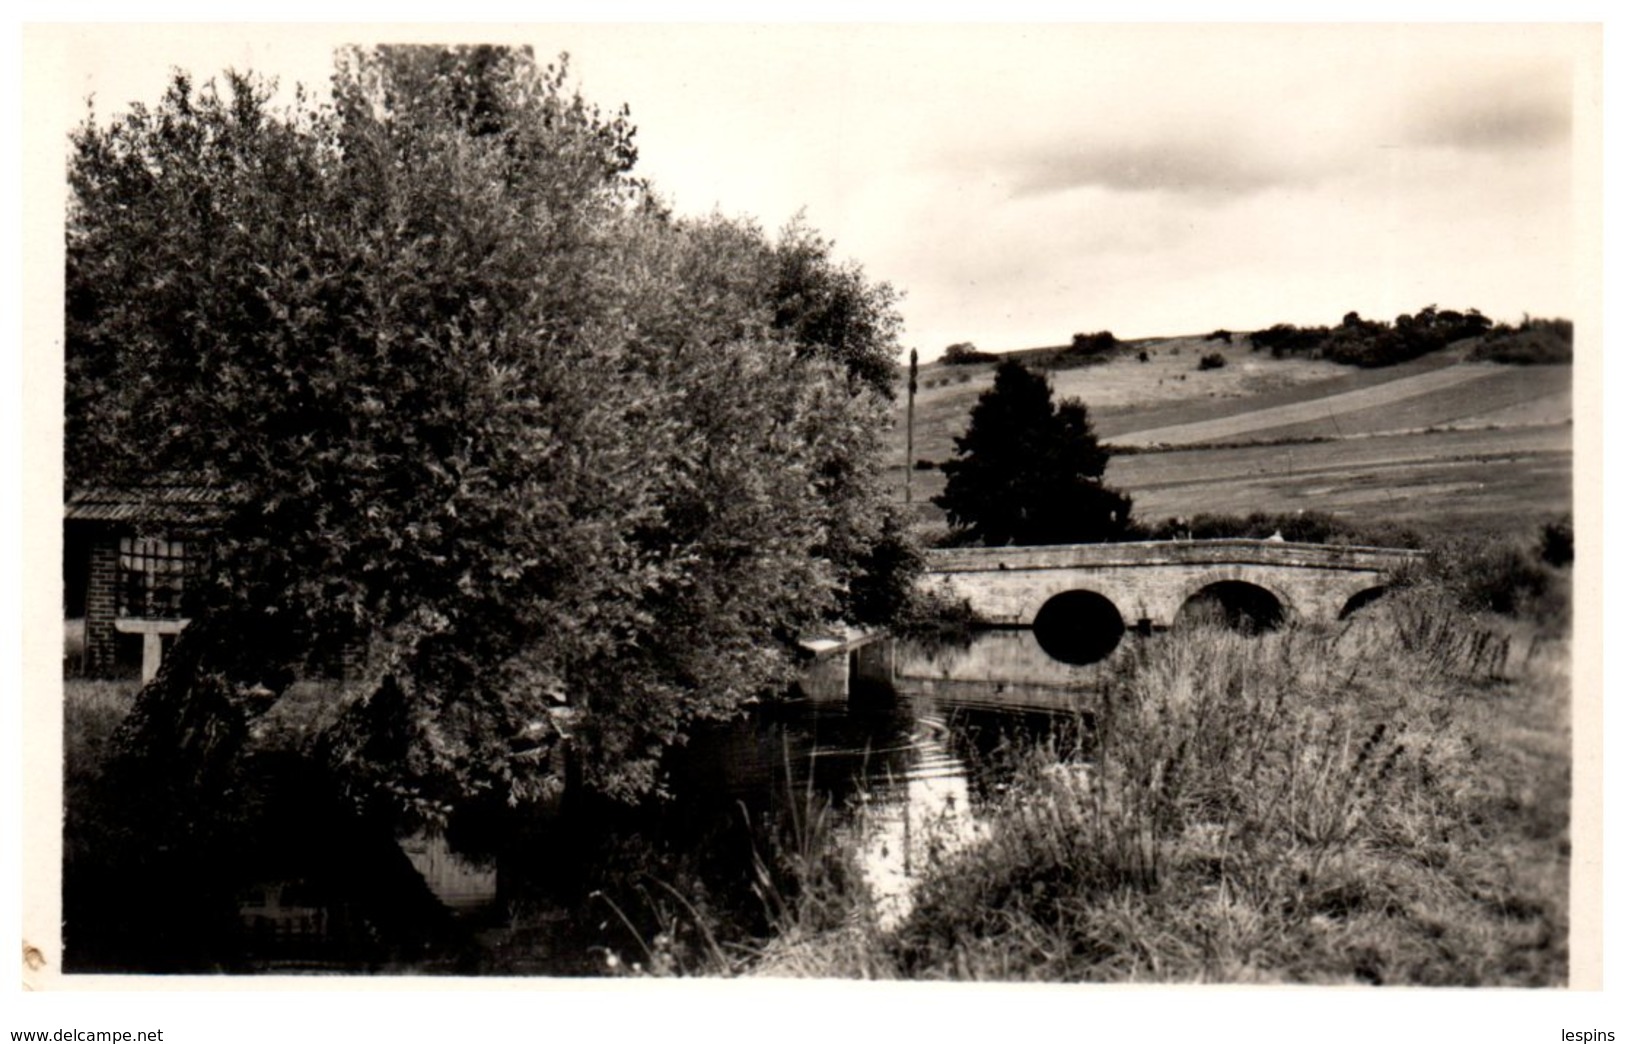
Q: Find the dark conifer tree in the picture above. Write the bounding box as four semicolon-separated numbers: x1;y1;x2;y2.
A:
935;359;1131;546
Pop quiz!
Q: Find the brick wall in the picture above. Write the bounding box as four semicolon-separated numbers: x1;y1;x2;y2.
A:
84;538;121;677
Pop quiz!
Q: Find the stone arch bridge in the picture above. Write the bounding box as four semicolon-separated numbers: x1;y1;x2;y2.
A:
922;539;1426;638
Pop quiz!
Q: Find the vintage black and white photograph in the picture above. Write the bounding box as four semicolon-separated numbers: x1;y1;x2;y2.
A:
22;19;1603;1002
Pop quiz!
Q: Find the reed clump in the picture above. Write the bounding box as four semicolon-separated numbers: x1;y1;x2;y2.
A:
791;586;1569;984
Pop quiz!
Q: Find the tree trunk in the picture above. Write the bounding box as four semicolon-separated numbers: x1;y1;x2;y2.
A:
111;607;302;799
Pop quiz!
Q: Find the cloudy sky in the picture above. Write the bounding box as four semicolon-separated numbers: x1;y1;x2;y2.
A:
36;22;1598;359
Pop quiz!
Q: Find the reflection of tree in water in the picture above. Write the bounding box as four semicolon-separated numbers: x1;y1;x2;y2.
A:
920;701;1084;807
901;627;979;664
64;746;470;973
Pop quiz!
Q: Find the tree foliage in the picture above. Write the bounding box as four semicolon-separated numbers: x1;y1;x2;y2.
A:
934;360;1132;547
67;47;906;814
1471;315;1573;365
1247;306;1494;367
768;218;902;398
1066;330;1117;357
942;341;996;365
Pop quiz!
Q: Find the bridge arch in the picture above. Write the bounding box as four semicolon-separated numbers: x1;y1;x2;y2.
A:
920;539;1423;630
1031;588;1125;664
1338;585;1387;619
1174;577;1289;633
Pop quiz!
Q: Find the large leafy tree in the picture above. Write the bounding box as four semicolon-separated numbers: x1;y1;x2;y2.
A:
67;46;905;815
934;359;1132;546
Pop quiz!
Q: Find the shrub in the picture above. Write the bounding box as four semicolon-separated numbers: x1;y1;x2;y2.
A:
1541;515;1574;567
1126;511;1425;549
1136;350;1150;363
942;342;998;365
1418;521;1573;632
1470;317;1573;364
1249;323;1329;357
1068;331;1118;356
842;511;928;627
887;580;981;642
1197;352;1226;371
1205;329;1232;343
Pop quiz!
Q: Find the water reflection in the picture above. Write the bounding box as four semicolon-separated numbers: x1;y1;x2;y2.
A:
399;833;499;913
889;628;1114;708
571;632;1094;937
848;726;978;928
74;629;1099;973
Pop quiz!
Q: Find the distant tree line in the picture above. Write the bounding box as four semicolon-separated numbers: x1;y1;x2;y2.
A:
937;305;1571;375
1126;511;1425;549
1249;306;1495;367
939;330;1121;371
1246;305;1573;367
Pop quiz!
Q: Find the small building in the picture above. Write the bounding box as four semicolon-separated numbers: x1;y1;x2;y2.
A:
64;483;228;679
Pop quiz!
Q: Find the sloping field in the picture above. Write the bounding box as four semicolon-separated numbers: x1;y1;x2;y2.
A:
1109;425;1571;531
897;340;1387;465
897;342;1483;464
1084;346;1458;435
1108;364;1570;447
891;343;1572;541
1459;390;1573;428
899;424;1570;540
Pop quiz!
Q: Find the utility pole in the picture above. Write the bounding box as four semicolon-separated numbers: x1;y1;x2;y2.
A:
905;348;918;506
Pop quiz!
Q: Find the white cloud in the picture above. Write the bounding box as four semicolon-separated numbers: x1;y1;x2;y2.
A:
45;23;1593;355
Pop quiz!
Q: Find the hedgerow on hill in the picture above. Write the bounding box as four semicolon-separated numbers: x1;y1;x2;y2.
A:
1249;306;1494;367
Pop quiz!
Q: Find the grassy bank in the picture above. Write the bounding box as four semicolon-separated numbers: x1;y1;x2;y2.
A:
753;585;1569;984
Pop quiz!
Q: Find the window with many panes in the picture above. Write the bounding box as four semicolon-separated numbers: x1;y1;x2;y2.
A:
117;535;197;619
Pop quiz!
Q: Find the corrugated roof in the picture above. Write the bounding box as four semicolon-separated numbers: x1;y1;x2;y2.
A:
65;484;233;525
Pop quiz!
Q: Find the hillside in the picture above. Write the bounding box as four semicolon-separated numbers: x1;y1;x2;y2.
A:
892;337;1572;541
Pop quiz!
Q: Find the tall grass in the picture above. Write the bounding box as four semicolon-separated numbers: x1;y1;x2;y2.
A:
63;679;143;889
558;742;888;979
768;587;1568;984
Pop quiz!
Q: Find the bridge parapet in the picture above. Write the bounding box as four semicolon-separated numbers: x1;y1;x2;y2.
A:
924;539;1426;575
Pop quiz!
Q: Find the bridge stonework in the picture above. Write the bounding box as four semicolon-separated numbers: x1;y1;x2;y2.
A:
921;540;1426;629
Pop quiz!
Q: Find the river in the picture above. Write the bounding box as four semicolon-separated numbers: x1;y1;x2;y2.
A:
73;630;1112;975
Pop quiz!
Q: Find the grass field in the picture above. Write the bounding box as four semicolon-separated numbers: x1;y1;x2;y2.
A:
893;340;1572;542
1105;363;1568;447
